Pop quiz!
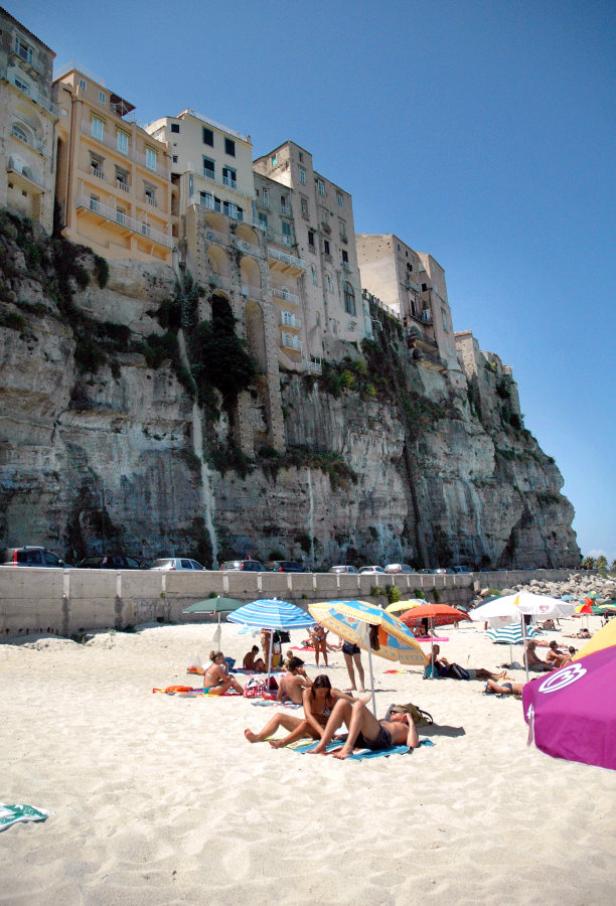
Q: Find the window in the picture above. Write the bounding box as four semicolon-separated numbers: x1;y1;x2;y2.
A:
343;281;356;315
308;229;315;250
98;90;106;104
406;262;413;272
91;116;104;141
144;185;157;206
11;123;29;144
441;308;449;332
203;127;214;146
281;331;301;350
224;137;235;156
341;249;349;264
115;166;129;190
170;123;180;133
145;147;157;171
299;165;306;185
203;157;215;179
141;222;151;237
298;151;304;162
79;78;87;91
222;166;236;188
310;265;318;287
116;130;129;154
421;283;427;292
116;206;127;225
199;191;215;209
172;155;178;163
15;37;33;64
281;221;292;245
336;191;344;207
323;239;330;256
325;273;333;292
261;187;270;208
282;310;297;326
270;154;278;166
281;195;288;213
339;218;347;241
317;178;326;197
89;152;104;176
301;196;309;220
14;76;30;94
258;212;268;229
89;194;100;212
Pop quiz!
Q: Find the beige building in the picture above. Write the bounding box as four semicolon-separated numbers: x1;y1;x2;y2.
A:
254;141;372;362
0;6;57;233
53;69;173;263
357;234;463;380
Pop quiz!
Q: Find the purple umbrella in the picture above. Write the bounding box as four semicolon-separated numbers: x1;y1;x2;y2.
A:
523;647;616;771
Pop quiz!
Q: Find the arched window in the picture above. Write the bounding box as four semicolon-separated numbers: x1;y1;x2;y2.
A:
11;122;30;145
343;281;356;315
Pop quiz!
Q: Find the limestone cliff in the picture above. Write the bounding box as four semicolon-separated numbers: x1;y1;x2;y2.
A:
0;214;579;568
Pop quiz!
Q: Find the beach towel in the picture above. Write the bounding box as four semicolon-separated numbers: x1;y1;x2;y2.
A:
250;700;302;709
294;738;435;757
152;685;240;696
0;804;48;832
291;645;315;651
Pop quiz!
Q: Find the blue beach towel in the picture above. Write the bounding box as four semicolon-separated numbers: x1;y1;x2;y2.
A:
295;738;435;757
0;803;48;832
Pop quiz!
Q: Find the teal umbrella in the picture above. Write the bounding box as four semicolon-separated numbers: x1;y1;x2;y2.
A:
183;596;244;645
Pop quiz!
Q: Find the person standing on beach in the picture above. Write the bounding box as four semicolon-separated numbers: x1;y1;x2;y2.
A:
311;623;329;667
341;640;365;692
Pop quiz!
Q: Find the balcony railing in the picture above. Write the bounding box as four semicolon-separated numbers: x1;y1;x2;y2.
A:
145;195;158;207
280;313;302;328
90;166;105;180
235;237;262;257
268;246;305;270
267;229;294;248
77;194;173;248
421;309;433;324
116;179;129;192
272;288;299;304
190;195;244;222
302;357;322;375
80;120;169;174
223;175;237;189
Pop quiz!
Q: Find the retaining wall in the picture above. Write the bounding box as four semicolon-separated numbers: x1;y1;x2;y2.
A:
0;568;578;640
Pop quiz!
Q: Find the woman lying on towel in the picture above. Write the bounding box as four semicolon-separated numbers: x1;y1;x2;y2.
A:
308;694;420;760
204;651;243;695
244;675;352;747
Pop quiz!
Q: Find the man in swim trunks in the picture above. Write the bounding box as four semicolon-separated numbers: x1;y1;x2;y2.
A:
525;640;554;672
428;645;506;681
308;693;419;760
341;640;365;692
277;657;312;704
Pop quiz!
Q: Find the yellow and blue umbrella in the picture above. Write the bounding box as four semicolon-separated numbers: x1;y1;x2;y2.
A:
385;598;426;614
309;599;426;715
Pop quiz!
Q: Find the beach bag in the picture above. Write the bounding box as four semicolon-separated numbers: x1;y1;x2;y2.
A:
244;676;279;698
389;703;433;726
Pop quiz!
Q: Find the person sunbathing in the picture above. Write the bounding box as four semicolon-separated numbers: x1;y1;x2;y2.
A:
525;640;554;672
426;645;506;681
277;657;312;704
484;679;525;696
243;645;266;672
203;651;243;695
565;628;591;640
244;674;351;748
308;693;419;759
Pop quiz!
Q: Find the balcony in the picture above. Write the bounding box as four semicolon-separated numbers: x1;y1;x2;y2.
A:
7;157;44;192
302;357;322;375
272;288;299;304
234;236;262;257
190;195;244;222
223;175;237;189
420;309;432;324
76;195;173;248
116;179;130;192
145;195;158;208
80;121;169;175
268;246;305;271
267;229;294;248
1;66;61;117
280;313;302;329
90;166;105;180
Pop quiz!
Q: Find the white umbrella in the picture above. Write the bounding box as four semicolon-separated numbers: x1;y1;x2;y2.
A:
471;592;575;679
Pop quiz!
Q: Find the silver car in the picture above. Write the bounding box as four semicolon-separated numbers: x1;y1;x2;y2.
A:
150;558;205;571
329;565;359;575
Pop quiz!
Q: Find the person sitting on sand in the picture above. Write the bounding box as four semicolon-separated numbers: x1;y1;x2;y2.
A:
244;674;352;748
484;679;525;697
243;645;266;673
203;651;243;695
525;640;554;672
426;644;507;681
277;657;312;704
545;640;572;668
308;693;420;760
539;618;557;631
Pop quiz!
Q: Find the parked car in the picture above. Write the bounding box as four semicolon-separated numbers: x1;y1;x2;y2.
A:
75;555;143;569
221;559;266;572
268;560;307;573
358;565;386;575
1;546;66;567
150;558;205;571
329;565;359;575
451;565;471;574
384;563;416;574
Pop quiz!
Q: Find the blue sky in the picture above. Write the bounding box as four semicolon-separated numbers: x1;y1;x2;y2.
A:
12;0;616;560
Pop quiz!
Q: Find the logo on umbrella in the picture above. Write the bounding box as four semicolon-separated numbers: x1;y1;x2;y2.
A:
538;663;587;694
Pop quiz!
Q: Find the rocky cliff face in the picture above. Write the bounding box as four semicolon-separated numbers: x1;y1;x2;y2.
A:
0;214;579;568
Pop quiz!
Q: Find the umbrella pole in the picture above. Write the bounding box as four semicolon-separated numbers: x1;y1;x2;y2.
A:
368;648;377;717
522;617;529;682
430;618;434;680
266;630;273;685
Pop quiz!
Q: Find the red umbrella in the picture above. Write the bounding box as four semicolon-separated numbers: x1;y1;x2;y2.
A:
400;604;470;629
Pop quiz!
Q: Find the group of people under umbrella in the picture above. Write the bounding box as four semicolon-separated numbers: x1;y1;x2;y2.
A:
183;590;616;771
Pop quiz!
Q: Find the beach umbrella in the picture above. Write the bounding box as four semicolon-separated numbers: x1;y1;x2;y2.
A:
574;602;593;615
385;598;426;614
523;647;616;771
486;621;537;664
572;619;616;661
309;600;426;715
471;592;576;680
182;595;244;646
228;598;315;677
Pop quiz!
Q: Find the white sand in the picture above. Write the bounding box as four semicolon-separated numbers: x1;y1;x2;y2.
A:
1;617;614;905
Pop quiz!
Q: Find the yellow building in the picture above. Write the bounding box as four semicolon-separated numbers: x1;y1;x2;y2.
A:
0;6;58;233
54;69;173;263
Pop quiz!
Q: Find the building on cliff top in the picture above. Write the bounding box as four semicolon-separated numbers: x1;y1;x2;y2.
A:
356;233;465;387
53;68;173;263
0;6;58;233
254;141;373;363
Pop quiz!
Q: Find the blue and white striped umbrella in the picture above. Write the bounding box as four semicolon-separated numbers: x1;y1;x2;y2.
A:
486;622;537;644
227;598;315;631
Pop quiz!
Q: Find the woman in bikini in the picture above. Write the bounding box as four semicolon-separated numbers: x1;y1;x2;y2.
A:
244;675;353;748
203;651;244;695
311;624;329;667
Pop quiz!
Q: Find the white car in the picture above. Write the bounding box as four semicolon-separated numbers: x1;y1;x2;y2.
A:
359;565;386;575
150;558;205;571
384;563;416;574
329;565;359;575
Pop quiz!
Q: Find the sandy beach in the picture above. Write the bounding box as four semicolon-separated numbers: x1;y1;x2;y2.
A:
1;616;614;905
